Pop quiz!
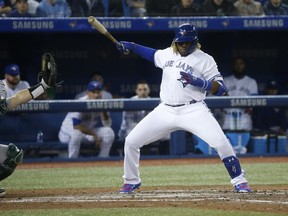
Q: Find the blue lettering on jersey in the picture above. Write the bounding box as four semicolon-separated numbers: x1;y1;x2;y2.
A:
164;60;174;68
176;62;193;74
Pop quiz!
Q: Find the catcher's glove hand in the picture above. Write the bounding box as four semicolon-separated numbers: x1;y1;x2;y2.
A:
38;53;62;88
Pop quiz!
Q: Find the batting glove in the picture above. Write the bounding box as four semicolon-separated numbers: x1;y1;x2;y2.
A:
180;71;212;91
116;41;135;54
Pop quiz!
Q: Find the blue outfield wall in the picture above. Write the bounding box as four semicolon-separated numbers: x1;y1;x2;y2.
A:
0;17;288;99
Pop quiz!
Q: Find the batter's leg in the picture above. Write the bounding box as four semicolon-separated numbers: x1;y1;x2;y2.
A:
179;105;249;191
123;105;176;184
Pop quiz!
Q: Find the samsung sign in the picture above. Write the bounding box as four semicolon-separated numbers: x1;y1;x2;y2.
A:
230;98;267;107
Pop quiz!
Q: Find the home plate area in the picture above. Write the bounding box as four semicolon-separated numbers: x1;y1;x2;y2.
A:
0;189;288;209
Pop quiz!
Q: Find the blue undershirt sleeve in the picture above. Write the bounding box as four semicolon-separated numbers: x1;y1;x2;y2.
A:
132;44;156;62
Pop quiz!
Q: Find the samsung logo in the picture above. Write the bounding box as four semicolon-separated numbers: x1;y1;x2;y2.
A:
243;19;284;28
86;101;124;110
168;20;208;28
231;99;267;107
101;21;132;29
12;21;54;29
13;102;50;111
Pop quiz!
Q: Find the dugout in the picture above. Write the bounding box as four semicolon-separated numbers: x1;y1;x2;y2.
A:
0;17;288;160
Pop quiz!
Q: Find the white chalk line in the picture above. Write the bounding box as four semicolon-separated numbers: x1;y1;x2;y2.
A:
1;190;287;205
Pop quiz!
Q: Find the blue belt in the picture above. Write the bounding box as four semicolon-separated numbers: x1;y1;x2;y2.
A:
165;100;197;107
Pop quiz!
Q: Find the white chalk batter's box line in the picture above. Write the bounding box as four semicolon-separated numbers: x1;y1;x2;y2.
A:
2;197;288;205
1;190;288;205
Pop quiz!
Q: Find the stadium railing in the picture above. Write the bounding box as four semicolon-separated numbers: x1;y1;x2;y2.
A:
0;96;287;161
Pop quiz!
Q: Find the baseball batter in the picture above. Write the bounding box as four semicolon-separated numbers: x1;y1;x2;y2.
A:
0;53;59;197
116;23;251;193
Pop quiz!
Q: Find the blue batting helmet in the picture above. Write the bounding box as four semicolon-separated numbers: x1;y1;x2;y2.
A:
174;23;198;43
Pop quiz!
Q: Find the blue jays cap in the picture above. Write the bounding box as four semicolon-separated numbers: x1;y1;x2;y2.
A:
5;64;20;76
87;81;102;91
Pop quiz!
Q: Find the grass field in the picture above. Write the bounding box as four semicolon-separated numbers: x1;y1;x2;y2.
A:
1;157;288;215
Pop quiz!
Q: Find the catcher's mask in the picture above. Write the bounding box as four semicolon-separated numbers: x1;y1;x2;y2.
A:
174;23;198;56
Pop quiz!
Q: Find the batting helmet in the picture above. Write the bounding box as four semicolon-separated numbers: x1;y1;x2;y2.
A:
174;23;198;55
174;23;198;43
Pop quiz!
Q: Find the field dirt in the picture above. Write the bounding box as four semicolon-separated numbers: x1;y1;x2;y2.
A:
1;157;288;214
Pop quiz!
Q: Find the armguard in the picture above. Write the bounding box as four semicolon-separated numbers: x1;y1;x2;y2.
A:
0;143;23;181
214;80;227;96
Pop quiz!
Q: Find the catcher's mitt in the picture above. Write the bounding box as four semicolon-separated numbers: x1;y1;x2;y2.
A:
38;53;62;88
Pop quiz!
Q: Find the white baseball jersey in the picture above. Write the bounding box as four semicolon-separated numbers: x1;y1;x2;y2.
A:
122;48;247;186
224;75;258;96
155;48;223;104
2;79;30;98
59;95;115;158
222;75;258;130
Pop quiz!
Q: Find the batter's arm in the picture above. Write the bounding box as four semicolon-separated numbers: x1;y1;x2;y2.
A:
179;72;227;96
116;41;156;62
211;80;227;96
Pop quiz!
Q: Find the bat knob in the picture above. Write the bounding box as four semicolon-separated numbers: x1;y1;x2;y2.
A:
88;16;94;24
124;49;130;55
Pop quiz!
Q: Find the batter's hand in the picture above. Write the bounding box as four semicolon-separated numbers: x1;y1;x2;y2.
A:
116;41;135;55
179;71;212;91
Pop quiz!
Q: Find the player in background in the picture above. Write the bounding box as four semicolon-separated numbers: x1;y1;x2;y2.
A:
116;23;251;193
2;63;30;98
75;72;113;99
0;53;59;197
222;56;258;131
118;80;151;141
118;80;170;155
59;81;115;158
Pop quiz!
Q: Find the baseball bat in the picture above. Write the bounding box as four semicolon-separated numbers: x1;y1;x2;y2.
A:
88;16;118;44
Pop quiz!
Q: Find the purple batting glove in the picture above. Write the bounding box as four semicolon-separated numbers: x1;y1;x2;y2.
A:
179;71;212;91
116;41;135;55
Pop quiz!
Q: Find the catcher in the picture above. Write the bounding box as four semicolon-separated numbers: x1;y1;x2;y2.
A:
0;53;61;197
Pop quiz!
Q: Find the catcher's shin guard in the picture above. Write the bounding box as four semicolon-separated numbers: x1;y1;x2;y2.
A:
0;143;23;181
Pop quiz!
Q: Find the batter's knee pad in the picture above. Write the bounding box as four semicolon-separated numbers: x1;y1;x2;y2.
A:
222;156;242;179
0;143;23;181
